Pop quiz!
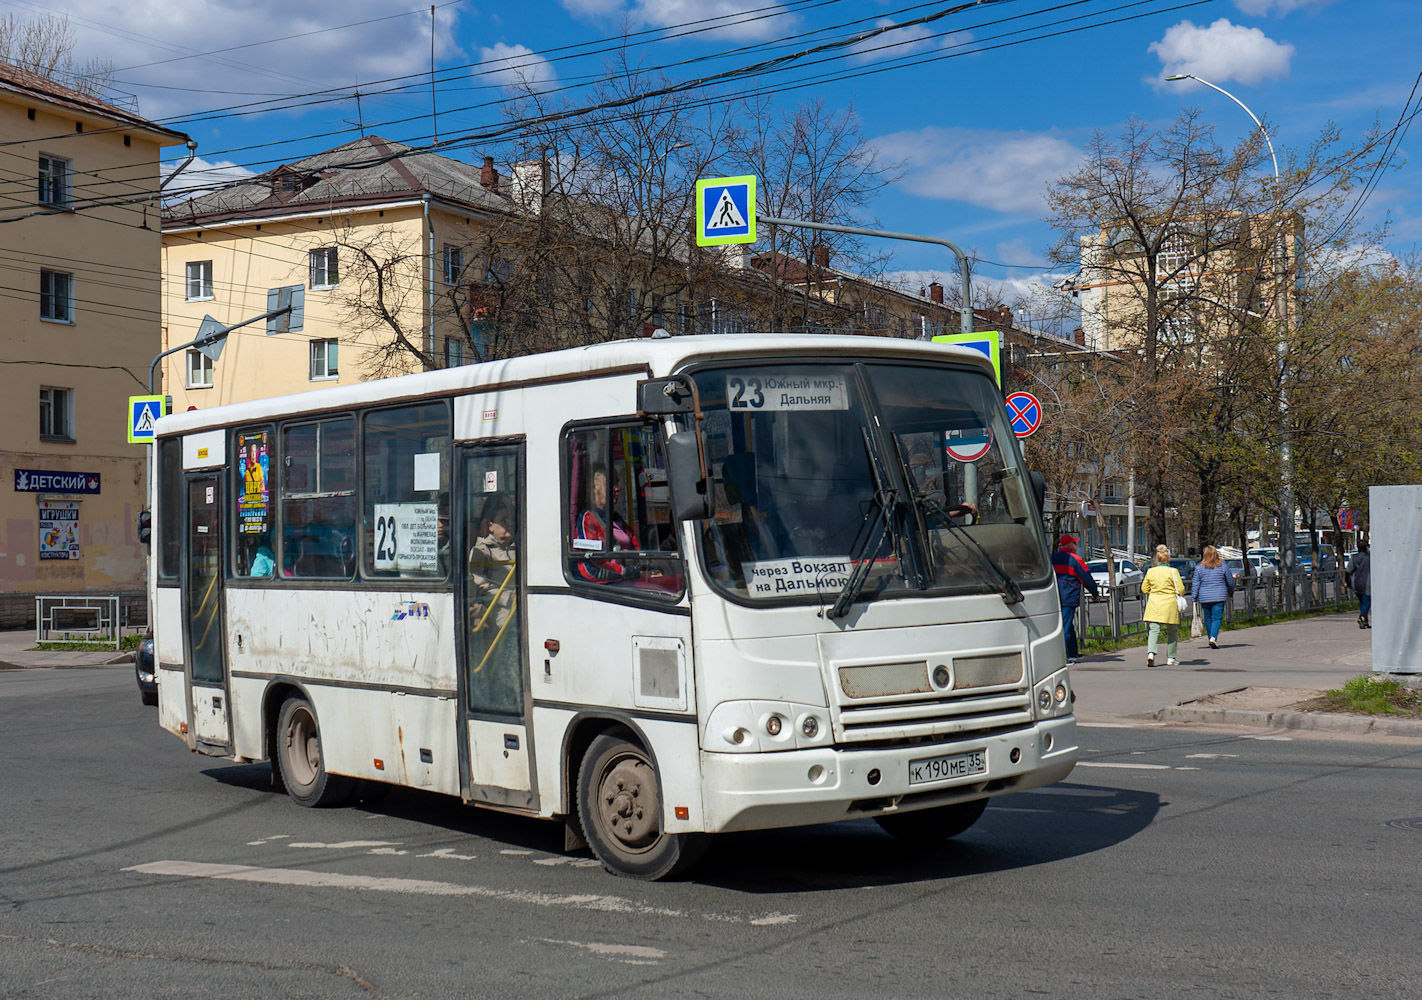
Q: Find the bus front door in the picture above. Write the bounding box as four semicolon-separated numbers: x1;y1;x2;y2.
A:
184;474;231;754
457;442;537;811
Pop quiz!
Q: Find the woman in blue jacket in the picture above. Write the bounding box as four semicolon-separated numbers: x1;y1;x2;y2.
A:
1191;545;1235;650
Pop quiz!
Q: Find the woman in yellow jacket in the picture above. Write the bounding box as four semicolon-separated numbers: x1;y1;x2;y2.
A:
1141;544;1186;667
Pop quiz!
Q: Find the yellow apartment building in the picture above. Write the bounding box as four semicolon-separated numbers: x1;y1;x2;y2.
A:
0;63;190;627
160;137;516;410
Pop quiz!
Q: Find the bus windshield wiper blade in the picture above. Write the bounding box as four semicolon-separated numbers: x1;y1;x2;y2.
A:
826;492;892;620
915;492;1024;605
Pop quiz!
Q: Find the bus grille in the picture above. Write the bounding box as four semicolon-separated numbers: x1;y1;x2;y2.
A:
836;689;1033;744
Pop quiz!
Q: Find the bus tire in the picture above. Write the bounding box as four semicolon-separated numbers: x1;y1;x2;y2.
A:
577;732;707;880
275;695;353;808
874;797;988;844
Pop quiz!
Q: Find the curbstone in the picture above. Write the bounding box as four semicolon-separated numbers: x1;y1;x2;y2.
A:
1157;703;1422;737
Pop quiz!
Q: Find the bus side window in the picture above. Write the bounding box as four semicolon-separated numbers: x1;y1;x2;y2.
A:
564;422;683;597
282;417;357;579
362;402;450;580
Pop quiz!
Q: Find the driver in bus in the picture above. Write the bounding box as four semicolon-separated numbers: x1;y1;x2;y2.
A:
574;466;640;584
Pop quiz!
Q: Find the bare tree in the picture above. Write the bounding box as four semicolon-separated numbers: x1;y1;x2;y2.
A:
0;13;113;97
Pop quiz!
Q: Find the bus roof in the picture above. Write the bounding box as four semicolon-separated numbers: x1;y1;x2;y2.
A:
155;333;996;436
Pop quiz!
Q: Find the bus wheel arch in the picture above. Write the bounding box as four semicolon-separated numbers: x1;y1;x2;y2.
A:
273;690;355;808
574;727;707;880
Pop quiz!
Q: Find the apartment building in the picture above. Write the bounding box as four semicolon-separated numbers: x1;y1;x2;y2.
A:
0;63;190;626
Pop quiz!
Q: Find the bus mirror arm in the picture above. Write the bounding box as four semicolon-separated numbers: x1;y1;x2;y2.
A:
666;432;712;521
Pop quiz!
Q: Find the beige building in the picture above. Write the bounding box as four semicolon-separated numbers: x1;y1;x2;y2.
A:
0;64;189;626
161;137;515;410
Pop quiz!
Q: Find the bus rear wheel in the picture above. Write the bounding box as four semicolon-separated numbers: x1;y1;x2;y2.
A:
874;797;988;844
275;695;353;808
577;732;706;880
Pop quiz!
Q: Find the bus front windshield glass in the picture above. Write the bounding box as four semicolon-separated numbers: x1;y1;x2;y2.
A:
693;362;1049;604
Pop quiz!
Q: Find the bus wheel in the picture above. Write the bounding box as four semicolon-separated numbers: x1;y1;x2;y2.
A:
874;798;988;844
577;732;706;880
276;695;353;808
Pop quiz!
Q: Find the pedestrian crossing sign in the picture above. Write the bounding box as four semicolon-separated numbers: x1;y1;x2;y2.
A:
695;175;756;246
127;395;165;444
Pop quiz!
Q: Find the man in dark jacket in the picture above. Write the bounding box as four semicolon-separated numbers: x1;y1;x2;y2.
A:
1052;534;1100;664
1348;541;1371;629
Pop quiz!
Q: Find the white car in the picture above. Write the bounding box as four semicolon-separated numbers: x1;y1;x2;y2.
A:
1244;554;1278;582
1085;558;1143;596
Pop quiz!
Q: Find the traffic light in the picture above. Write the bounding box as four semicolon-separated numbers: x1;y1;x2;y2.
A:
138;509;151;548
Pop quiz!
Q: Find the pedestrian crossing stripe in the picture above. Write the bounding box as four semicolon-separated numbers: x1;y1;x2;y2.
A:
695;175;756;246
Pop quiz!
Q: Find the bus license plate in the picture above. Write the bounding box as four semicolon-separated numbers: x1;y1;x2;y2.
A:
908;749;986;786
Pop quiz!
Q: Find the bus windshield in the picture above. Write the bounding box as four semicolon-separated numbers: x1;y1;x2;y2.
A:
692;361;1049;604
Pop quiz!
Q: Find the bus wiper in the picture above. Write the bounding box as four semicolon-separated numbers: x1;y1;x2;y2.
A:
826;491;892;620
915;491;1024;605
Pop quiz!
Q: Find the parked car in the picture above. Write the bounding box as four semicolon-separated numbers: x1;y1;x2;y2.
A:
135;630;156;706
1247;546;1280;568
1168;558;1195;587
1244;554;1278;581
1224;557;1248;585
1085;558;1143;596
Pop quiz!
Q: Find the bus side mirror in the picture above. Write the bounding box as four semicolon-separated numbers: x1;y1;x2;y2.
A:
666;432;711;521
1027;471;1046;516
638;376;696;415
138;509;152;548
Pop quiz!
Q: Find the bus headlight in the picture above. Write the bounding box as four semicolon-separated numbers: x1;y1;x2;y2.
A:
706;701;830;752
1055;682;1068;704
765;714;783;737
1033;670;1072;719
1038;689;1053;711
801;715;819;738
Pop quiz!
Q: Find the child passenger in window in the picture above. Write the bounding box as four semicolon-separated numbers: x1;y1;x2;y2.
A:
575;466;639;584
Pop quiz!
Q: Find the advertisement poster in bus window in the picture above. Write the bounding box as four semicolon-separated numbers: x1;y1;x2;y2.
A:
236;430;270;534
39;501;80;560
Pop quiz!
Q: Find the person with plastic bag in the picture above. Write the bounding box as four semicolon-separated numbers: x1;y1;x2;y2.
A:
1190;545;1234;651
1141;544;1186;667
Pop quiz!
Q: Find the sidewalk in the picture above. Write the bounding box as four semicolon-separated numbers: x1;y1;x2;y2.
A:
1071;612;1421;736
0;629;133;670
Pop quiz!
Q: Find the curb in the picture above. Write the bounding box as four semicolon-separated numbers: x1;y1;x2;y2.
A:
0;655;133;672
1156;704;1422;737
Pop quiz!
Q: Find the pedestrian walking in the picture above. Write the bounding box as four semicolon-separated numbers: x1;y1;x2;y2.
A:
1190;544;1235;651
1348;541;1371;629
1052;534;1100;665
1141;544;1186;667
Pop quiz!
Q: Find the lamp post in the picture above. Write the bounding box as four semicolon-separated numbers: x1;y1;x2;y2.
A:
1166;73;1295;603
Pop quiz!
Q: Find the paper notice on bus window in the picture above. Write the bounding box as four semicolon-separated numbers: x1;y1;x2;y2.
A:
744;556;852;596
413;452;441;492
724;373;848;411
373;502;440;573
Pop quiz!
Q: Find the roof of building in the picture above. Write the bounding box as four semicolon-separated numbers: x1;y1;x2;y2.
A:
162;135;512;227
0;61;190;143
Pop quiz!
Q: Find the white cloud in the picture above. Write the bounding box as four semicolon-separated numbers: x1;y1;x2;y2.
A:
477;43;558;92
1148;18;1294;88
872;127;1082;214
560;0;794;41
162;156;255;191
1233;0;1335;15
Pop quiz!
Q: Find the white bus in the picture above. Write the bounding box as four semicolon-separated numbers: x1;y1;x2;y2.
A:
150;334;1077;879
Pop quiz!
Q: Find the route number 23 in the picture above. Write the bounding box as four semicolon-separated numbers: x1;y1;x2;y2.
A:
375;514;398;562
728;377;765;409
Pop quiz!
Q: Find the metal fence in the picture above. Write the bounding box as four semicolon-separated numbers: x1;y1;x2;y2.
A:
1078;570;1359;642
35;595;121;649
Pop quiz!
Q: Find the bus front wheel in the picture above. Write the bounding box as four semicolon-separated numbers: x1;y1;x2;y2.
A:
577;732;706;880
275;695;354;808
874;797;988;844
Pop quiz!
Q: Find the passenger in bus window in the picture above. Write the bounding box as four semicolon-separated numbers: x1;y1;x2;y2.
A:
248;542;275;577
575;466;640;584
468;496;516;631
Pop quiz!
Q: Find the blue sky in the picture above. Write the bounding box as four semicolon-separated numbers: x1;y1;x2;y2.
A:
50;0;1419;326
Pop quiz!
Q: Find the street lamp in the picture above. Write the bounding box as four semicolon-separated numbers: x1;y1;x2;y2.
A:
1167;72;1296;598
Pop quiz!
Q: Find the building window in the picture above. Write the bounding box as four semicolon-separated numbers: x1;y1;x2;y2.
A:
39;386;74;440
40;269;73;322
444;337;466;368
38;154;70;207
310;339;339;380
186;260;213;301
309;247;338;289
442;245;463;285
186;348;214;388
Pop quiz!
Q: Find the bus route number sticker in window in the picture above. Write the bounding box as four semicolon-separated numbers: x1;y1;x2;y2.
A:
725;373;847;411
374;502;439;573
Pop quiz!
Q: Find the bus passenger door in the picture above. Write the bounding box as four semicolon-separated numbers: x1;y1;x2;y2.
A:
456;442;537;811
184;474;231;753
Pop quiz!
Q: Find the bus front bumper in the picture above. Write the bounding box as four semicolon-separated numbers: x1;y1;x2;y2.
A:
697;715;1078;834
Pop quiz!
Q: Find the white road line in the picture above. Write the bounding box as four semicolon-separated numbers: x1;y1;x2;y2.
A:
1186;753;1239;759
287;840;400;850
1075;762;1171;770
537;938;666;964
124;861;796;925
1245;735;1293;741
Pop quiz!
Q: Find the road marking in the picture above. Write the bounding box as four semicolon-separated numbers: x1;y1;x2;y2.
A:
1245;735;1293;741
124;861;797;924
1186;753;1239;759
1075;762;1171;770
287;840;400;850
369;848;408;856
418;847;476;861
501;849;533;856
245;835;291;846
537;938;666;965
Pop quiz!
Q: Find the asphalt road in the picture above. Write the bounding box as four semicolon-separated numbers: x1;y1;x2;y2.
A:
3;667;1420;999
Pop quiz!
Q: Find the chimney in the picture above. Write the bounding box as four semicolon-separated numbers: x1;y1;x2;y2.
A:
811;245;830;269
929;281;944;304
480;155;498;190
1073;326;1086;347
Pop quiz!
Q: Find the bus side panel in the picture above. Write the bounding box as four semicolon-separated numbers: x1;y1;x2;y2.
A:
155;586;187;739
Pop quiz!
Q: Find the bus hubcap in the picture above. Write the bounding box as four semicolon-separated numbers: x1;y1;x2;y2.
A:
599;754;658;851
